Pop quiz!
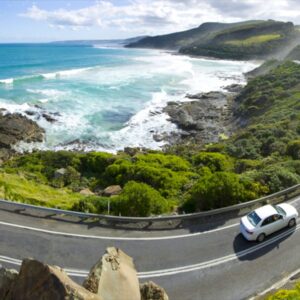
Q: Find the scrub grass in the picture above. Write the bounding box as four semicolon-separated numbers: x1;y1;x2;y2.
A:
225;34;282;46
0;171;82;209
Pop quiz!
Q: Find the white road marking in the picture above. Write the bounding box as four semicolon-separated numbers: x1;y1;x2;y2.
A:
0;221;239;240
1;224;299;279
0;196;299;240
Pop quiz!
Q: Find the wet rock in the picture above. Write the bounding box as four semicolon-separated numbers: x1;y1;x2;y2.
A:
223;84;243;93
42;113;57;123
140;281;169;300
0;113;44;150
103;185;122;197
6;258;103;300
83;247;140;300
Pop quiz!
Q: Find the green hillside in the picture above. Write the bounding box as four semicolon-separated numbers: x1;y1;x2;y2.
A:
127;20;300;60
180;20;298;60
126;20;264;50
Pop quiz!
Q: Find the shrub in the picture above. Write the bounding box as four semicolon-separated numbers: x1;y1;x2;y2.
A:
287;140;300;159
193;152;233;172
71;196;112;214
254;165;300;193
115;181;169;217
184;172;250;211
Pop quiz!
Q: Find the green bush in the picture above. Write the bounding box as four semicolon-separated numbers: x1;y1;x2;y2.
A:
193;152;233;172
71;196;112;214
115;181;169;217
184;172;251;211
287;140;300;159
253;165;300;193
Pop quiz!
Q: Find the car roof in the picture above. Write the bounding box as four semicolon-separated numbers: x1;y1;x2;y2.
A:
254;204;277;220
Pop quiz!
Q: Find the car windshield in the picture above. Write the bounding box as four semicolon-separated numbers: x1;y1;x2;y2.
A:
273;205;286;216
247;211;261;226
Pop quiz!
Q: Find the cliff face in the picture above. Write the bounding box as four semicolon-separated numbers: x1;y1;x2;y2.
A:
127;20;300;60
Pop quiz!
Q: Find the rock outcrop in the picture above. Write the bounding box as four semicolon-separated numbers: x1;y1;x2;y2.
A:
163;91;234;146
3;258;103;300
0;247;169;300
140;281;169;300
84;247;140;300
0;111;44;160
103;185;122;197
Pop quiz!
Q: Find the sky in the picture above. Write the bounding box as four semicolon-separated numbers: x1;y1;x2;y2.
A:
0;0;300;42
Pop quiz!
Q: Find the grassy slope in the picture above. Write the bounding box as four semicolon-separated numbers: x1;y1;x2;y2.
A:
0;171;82;209
225;34;281;46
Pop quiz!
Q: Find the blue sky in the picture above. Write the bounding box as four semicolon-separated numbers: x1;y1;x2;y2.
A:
1;0;300;42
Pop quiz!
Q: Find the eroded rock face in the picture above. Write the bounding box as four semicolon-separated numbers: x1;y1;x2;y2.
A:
0;268;18;300
140;281;169;300
84;247;140;300
6;258;103;300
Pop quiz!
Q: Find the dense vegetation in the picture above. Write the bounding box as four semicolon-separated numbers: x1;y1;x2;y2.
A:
127;20;300;60
266;282;300;299
1;61;300;216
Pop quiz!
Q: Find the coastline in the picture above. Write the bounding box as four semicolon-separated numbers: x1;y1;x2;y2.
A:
0;46;259;156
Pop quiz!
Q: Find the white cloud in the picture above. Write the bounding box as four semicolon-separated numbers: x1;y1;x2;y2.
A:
21;0;300;36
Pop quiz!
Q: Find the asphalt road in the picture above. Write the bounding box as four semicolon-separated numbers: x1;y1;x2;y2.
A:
1;197;300;300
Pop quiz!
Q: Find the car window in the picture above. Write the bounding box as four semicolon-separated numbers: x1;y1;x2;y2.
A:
261;216;273;226
272;214;282;221
247;211;261;226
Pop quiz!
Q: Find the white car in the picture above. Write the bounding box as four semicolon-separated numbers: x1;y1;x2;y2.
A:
240;203;298;242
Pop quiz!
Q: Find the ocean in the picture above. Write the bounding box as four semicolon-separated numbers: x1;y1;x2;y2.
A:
0;43;257;152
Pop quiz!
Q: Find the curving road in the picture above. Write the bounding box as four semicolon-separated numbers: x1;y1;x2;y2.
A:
1;198;300;300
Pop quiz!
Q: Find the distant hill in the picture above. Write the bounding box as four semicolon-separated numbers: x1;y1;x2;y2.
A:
50;36;147;47
126;20;300;60
126;20;262;50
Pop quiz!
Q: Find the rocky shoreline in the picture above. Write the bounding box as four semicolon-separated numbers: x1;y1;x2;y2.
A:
0;83;243;160
157;84;243;147
0;110;45;162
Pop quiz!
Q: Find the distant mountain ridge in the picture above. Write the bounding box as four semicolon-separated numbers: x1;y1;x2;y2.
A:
51;36;147;47
126;20;300;60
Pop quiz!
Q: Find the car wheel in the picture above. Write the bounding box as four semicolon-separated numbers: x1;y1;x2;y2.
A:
288;218;296;228
257;233;265;243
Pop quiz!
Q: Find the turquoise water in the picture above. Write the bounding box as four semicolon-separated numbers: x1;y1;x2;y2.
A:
0;43;257;152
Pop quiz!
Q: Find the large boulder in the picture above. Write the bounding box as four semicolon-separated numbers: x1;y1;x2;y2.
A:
6;258;103;300
140;281;169;300
0;268;18;299
103;185;122;197
83;247;140;300
0;113;44;149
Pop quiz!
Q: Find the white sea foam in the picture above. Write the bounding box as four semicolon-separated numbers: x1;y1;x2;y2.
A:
0;101;32;114
0;78;13;85
27;88;68;97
